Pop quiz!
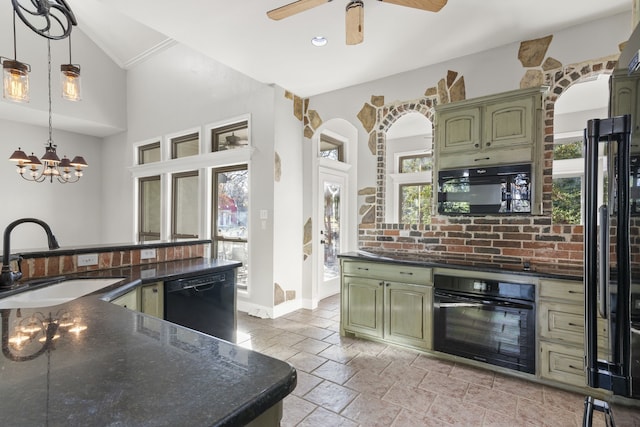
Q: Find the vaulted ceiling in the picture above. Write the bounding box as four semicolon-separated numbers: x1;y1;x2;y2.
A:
68;0;630;97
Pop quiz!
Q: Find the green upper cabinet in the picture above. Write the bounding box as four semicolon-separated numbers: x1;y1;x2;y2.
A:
435;87;545;170
610;69;640;153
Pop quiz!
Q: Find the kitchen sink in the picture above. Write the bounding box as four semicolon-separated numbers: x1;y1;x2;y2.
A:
0;277;125;309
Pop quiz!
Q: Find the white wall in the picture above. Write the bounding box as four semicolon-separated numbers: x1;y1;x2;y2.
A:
0;119;103;251
307;12;632;210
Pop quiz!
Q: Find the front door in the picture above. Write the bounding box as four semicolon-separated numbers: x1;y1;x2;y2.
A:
318;169;346;300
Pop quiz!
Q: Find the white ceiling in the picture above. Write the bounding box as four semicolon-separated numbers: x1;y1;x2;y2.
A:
67;0;630;98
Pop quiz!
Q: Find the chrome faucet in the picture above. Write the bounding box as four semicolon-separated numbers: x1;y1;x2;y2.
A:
0;218;60;290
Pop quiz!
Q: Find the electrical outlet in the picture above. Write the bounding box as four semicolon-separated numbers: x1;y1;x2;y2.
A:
77;253;98;267
141;248;156;260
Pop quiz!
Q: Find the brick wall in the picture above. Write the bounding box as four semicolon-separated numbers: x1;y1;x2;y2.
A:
361;57;619;267
19;243;207;280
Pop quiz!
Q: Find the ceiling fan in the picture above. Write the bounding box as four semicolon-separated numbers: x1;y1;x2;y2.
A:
266;0;447;45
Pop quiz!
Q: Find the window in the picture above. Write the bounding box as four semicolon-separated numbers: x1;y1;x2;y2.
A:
171;171;199;238
213;166;249;290
171;133;199;159
212;121;248;151
552;140;584;224
399;153;431;173
320;135;344;161
139;176;161;241
138;142;160;165
400;183;432;225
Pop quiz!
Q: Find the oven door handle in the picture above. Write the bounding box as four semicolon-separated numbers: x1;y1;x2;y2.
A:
435;291;533;309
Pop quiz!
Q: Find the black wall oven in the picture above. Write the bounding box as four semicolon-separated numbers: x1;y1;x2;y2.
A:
438;163;532;215
433;274;536;374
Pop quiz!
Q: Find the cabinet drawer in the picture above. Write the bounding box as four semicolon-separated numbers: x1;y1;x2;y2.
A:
437;145;533;169
539;341;586;388
539;301;608;348
539;278;583;302
342;261;431;285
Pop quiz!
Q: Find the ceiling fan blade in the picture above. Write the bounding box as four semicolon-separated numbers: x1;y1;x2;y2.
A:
379;0;447;13
345;1;364;45
267;0;331;20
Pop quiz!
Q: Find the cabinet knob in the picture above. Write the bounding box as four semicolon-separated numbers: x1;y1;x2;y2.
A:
379;282;383;287
474;143;479;148
486;142;491;147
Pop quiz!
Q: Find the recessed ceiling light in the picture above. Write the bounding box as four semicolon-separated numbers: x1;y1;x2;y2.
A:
311;36;328;47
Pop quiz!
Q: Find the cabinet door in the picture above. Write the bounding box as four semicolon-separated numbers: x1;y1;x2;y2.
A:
610;73;640;153
140;281;164;318
484;96;534;149
112;288;139;311
539;341;586;388
383;282;432;350
437;107;481;154
342;276;383;338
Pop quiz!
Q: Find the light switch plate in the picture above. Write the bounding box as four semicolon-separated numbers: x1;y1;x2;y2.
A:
141;248;156;260
77;253;98;267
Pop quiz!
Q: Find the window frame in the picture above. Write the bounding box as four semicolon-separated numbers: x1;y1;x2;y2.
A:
138;175;161;241
138;141;161;165
170;132;200;159
319;134;345;162
171;170;200;239
211;121;249;152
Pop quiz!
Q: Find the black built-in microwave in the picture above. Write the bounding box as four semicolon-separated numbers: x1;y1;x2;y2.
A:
438;163;532;214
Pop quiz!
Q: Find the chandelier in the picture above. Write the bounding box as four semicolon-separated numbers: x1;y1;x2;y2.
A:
4;0;88;183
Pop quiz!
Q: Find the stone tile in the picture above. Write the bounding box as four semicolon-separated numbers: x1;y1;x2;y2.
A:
318;344;360;364
450;363;495;388
296;325;334;340
291;337;331;354
418;371;469;399
343;370;396;398
493;373;544;403
259;343;300;361
303;380;359;413
427;395;485;426
341;394;402;426
348;339;388;356
264;331;307;347
346;353;391;374
482;409;538;427
392;408;450;427
542;385;587;417
291;371;323;397
312;360;358;385
516;395;581;426
380;360;428;388
382;383;437;414
322;332;358;347
287;351;327;373
281;394;317;427
377;345;420;364
411;353;455;374
464;384;518;417
308;308;337;319
297;407;358;427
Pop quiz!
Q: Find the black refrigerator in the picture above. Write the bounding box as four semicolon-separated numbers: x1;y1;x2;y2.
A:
583;114;640;425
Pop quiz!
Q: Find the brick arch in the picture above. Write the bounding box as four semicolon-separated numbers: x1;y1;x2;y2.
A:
539;56;618;215
374;98;437;225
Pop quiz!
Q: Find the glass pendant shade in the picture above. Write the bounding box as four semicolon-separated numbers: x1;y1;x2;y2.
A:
60;64;80;101
3;60;29;102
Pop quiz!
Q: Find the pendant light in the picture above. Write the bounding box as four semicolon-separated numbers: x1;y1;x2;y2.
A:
1;11;30;102
6;0;87;183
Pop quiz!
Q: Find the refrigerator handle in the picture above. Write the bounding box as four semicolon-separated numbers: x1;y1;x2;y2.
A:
597;204;608;319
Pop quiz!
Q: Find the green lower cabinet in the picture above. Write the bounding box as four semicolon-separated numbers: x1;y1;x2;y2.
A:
341;271;432;351
384;282;432;350
342;276;384;338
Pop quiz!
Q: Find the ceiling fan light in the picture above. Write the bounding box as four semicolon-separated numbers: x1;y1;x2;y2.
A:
311;36;328;47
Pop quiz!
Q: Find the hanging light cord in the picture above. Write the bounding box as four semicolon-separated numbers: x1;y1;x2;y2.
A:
12;11;17;60
47;38;53;144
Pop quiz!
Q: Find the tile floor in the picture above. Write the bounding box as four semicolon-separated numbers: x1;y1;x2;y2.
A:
236;294;612;427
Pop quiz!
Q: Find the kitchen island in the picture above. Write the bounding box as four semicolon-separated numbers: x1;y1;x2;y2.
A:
0;259;296;426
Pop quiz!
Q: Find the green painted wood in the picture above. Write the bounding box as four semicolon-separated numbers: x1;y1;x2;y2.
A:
343;276;384;338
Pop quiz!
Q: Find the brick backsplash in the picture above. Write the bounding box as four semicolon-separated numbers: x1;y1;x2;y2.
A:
360;216;585;266
19;243;206;281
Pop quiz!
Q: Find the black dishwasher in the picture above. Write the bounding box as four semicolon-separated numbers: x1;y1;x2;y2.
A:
164;270;236;342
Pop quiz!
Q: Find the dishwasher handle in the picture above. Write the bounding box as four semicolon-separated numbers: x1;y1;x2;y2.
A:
166;273;228;292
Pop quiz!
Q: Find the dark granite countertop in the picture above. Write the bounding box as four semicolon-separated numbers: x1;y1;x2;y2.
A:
0;258;296;426
339;251;584;281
